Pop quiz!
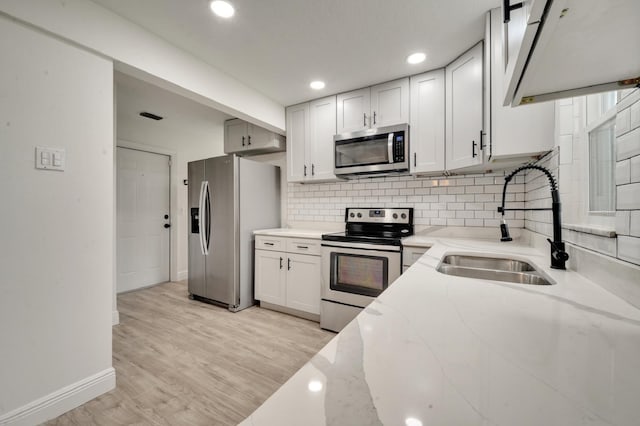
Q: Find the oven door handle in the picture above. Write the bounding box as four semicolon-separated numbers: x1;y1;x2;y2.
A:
387;132;394;164
321;241;401;253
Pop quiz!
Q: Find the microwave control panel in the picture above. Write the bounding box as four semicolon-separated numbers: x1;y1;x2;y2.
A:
393;133;405;162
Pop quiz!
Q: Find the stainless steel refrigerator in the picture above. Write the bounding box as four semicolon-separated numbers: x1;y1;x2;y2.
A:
188;155;280;311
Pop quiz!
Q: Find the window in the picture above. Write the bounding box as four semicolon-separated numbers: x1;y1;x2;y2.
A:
588;118;615;212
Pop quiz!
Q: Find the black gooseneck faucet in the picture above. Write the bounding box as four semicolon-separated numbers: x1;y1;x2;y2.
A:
497;164;569;270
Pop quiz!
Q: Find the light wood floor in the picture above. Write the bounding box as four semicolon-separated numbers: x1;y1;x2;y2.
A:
45;281;334;425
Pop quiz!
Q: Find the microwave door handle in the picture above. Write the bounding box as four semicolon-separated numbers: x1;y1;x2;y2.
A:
387;133;394;163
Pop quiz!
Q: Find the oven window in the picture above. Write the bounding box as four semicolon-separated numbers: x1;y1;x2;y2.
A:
335;137;390;168
330;253;388;297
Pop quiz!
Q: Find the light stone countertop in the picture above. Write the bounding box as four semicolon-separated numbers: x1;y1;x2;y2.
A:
241;232;640;426
253;228;327;240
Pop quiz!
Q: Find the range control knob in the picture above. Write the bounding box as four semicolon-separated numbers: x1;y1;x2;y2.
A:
401;213;407;219
350;212;355;218
357;213;362;218
393;213;398;219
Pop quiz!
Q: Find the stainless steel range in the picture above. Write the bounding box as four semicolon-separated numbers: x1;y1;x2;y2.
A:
320;207;414;332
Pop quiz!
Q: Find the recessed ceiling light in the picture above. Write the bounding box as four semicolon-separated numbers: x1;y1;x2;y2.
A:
310;81;326;90
210;1;235;18
407;52;426;65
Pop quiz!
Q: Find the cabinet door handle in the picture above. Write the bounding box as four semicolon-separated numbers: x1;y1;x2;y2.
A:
248;135;252;145
264;242;274;246
363;113;367;127
311;164;315;176
242;136;245;146
279;257;283;269
472;140;478;158
287;258;291;270
297;245;308;249
373;111;377;125
414;152;417;167
304;165;307;177
479;130;485;151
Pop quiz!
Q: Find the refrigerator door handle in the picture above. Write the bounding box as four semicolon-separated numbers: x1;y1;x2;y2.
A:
204;180;211;254
198;181;209;255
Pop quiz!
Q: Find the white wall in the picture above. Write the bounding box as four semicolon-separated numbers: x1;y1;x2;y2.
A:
0;0;285;133
0;15;114;423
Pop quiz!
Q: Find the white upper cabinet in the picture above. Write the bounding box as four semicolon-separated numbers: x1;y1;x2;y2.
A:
286;97;338;183
486;8;554;163
225;119;248;153
286;103;309;183
503;0;640;106
370;78;410;128
224;118;285;155
409;69;445;174
446;43;484;171
308;96;337;181
336;88;370;134
336;78;409;134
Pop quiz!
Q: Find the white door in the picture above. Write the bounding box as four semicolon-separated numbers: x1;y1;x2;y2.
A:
370;78;409;128
309;96;337;181
446;42;484;171
255;249;286;305
286;103;310;183
117;147;171;293
337;88;370;133
410;69;445;173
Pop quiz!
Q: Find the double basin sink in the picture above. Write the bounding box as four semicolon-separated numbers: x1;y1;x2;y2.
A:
437;254;554;286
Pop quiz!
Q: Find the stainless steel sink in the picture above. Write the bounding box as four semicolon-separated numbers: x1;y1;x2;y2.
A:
441;255;536;272
437;255;554;286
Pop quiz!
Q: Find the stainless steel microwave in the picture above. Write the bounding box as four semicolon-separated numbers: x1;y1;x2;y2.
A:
334;123;409;178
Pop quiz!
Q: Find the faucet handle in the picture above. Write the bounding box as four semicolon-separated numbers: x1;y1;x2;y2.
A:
547;238;569;269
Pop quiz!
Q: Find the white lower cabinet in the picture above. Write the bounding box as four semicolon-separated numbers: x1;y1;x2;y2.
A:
402;246;430;273
255;236;321;318
254;249;286;306
285;253;321;314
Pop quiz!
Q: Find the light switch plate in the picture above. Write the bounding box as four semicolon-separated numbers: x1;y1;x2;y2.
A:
35;146;65;171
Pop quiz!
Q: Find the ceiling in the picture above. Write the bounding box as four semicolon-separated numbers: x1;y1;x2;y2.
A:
115;71;232;145
95;0;500;106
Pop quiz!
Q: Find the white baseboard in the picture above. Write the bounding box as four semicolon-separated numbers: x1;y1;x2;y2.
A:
112;310;120;326
176;270;188;282
0;368;115;426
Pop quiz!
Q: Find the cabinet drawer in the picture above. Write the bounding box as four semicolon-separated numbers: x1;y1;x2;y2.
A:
403;246;430;267
255;236;286;252
286;238;321;256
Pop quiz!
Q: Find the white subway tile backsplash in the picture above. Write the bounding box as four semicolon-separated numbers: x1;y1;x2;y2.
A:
630;98;640;130
616;211;631;236
616;107;631;136
617;160;631;185
618;236;640;265
287;171;523;228
475;194;494;202
617;127;640;161
630;156;640;183
631;211;640;237
617;183;640;210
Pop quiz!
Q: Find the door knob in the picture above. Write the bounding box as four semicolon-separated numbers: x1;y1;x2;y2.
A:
164;223;171;229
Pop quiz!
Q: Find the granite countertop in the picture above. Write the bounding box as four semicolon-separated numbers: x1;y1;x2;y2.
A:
253;228;326;239
241;234;640;426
